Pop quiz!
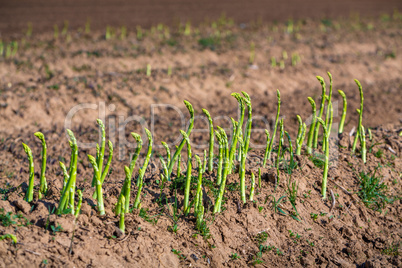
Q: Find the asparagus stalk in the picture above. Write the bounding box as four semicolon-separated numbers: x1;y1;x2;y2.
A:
315;118;329;199
214;127;229;213
352;80;364;153
264;89;281;167
57;130;78;214
34;132;47;199
119;196;126;234
215;131;224;185
228;93;246;172
337;90;347;135
306;97;317;154
180;130;192;214
295;116;306;155
167;101;194;180
313;76;327;148
249;172;256;201
22;143;34;202
262;129;270;165
74;190;83;218
87;155;104;215
202;109;214;173
161;141;170;167
133;128;153;209
360;124;367;164
194;155;203;215
258;168;262;188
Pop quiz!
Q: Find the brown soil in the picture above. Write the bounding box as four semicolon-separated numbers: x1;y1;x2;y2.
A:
0;14;402;267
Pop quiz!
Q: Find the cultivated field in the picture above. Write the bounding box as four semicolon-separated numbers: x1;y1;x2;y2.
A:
0;13;401;267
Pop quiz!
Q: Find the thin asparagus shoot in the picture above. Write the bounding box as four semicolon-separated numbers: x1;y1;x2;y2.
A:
262;129;270;165
316;118;329;199
214;127;229;214
57;130;78;214
258;168;262;188
249;172;256;201
22;143;34;202
228;93;245;172
74;190;83;218
180;130;192;214
119;196;126;234
161;141;170;167
360;124;367;164
167;101;194;180
264;89;281;167
306;97;317;154
202;109;214;173
194;155;203;214
352;80;364;153
215;130;224;185
313;76;327;148
87;155;104;215
34;132;47;199
337;90;347;135
133;128;153;209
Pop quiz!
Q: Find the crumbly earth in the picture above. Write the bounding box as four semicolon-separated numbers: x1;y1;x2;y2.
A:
0;14;401;267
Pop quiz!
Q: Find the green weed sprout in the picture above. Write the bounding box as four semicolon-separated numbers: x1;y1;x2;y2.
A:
262;129;270;165
92;120;113;199
0;234;17;244
85;19;91;34
306;97;317;154
271;56;277;67
215;131;224;185
360;124;367;164
295;115;306;155
249;42;255;65
180;130;192;214
214;127;229;213
26;22;33;37
184;21;191;36
34;132;47;199
22;143;34;202
133;128;153;209
120;26;127;40
228;93;246;172
249;172;256;201
75;190;83;218
313;76;327;148
61;20;69;36
136;26;143;40
202;109;214;173
57;130;78;215
53;24;59;39
337;90;347;135
264;90;281;167
316;118;329;199
194;155;203;214
352;79;364;153
146;64;152;77
167;101;194;180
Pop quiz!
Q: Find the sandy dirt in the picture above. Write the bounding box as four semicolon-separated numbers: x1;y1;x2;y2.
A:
0;13;401;267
